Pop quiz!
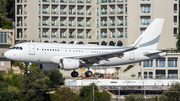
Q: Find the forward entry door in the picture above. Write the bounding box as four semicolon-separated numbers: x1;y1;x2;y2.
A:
129;51;135;60
29;44;35;55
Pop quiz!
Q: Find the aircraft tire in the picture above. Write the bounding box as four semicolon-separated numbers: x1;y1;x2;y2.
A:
26;70;30;74
85;71;93;77
71;71;79;77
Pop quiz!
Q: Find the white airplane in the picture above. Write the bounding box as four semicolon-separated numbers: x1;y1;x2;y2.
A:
4;18;166;77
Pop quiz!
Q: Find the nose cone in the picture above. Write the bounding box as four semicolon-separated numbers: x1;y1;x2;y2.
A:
4;51;11;59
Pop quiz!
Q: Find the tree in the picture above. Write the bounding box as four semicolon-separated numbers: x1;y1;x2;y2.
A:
80;85;111;101
19;66;50;101
50;87;81;101
44;70;64;89
5;0;15;20
125;93;145;101
0;0;7;17
162;82;180;101
176;35;180;50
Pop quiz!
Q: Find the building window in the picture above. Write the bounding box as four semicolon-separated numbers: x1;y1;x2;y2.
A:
0;61;4;66
140;16;151;25
168;58;177;67
143;60;153;67
0;32;7;43
140;4;151;13
156;70;166;79
156;58;165;67
168;70;178;79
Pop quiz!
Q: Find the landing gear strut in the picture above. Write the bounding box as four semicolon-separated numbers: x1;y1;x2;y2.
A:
26;63;31;74
71;71;79;77
85;64;93;77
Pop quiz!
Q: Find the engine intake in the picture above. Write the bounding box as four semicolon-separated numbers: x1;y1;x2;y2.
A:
59;59;80;70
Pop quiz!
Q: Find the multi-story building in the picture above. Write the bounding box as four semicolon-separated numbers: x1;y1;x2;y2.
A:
15;0;179;50
0;29;15;71
15;0;179;79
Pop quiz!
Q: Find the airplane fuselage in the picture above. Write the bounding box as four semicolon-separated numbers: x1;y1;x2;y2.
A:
4;42;166;66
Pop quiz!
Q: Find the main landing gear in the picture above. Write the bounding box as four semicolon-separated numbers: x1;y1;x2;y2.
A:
85;70;93;77
71;70;79;77
26;63;31;74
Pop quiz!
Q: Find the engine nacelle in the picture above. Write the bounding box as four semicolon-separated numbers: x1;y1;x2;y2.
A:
59;59;80;70
39;64;58;71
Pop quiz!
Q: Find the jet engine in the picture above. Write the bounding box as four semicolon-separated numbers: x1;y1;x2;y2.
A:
59;59;80;70
39;64;58;71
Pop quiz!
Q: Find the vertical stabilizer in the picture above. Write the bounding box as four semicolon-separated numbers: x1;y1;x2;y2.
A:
132;18;164;50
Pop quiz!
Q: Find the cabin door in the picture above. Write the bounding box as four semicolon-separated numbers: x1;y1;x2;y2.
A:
129;51;135;60
29;44;35;55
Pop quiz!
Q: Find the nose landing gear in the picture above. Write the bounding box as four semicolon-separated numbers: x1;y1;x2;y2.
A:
26;63;31;74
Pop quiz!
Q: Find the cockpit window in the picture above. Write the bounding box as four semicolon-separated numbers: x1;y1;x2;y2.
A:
11;46;23;50
12;47;16;49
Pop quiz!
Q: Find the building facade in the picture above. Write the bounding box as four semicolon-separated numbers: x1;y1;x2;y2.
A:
0;29;15;71
15;0;179;50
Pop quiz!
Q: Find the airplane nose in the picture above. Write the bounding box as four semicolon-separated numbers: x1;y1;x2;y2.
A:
4;51;10;59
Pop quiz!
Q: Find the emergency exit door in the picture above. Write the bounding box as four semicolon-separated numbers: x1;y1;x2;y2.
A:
129;51;135;60
29;44;35;55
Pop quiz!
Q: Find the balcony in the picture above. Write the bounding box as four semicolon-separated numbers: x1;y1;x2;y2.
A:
60;0;67;3
86;0;91;3
117;0;123;2
174;22;177;25
51;10;59;14
77;11;84;15
117;33;123;38
109;10;115;14
108;34;115;38
51;0;59;2
117;22;123;26
101;11;107;14
77;23;85;27
69;23;76;26
60;35;67;38
42;21;50;26
43;0;50;2
86;23;92;27
52;22;59;26
17;0;22;3
109;22;115;26
101;35;107;38
60;11;67;14
77;0;84;3
69;0;76;3
69;35;76;38
60;22;67;26
86;11;91;15
69;11;76;15
117;10;123;14
108;0;115;3
42;34;50;38
51;34;59;38
101;22;107;26
42;9;50;14
77;34;85;38
86;35;92;38
101;0;107;3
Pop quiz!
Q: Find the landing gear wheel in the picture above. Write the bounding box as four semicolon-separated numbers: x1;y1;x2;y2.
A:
71;71;79;77
85;71;93;77
26;70;30;74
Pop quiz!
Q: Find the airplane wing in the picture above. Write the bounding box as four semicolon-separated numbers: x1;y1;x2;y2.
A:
65;46;136;64
65;37;143;64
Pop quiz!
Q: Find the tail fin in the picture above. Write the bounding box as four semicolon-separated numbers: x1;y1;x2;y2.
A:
132;18;164;50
